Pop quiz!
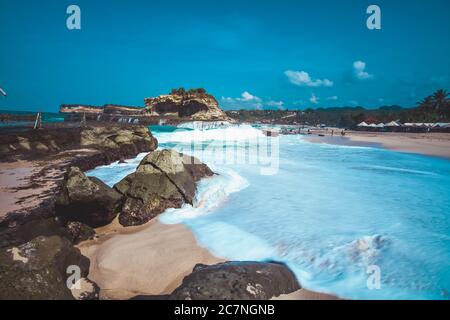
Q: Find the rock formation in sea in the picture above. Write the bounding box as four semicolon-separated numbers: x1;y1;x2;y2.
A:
115;149;214;226
54;149;213;228
59;88;231;123
132;261;301;300
144;88;230;121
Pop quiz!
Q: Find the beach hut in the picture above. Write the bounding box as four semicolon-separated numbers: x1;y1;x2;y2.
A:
357;121;369;127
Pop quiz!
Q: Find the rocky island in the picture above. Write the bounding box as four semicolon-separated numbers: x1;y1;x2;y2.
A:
59;88;231;124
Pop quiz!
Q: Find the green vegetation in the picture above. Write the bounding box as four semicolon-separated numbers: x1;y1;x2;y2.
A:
226;89;449;127
170;88;207;96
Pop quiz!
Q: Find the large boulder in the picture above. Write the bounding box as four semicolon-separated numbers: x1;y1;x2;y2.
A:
55;167;123;228
65;221;96;244
0;217;70;249
132;261;301;300
0;235;91;300
114;149;213;227
169;262;301;300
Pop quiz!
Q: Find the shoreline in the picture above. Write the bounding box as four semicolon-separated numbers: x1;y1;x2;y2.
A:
79;216;339;300
303;131;450;160
78;218;225;300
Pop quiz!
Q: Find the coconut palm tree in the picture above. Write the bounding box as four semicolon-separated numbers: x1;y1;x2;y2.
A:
432;89;448;111
418;95;434;110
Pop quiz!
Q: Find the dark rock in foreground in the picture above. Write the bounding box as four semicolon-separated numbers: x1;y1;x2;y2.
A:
65;221;96;244
55;167;123;228
133;261;301;300
115;149;213;227
0;217;70;249
0;235;90;300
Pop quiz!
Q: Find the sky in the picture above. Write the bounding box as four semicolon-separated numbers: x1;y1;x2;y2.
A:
0;0;449;112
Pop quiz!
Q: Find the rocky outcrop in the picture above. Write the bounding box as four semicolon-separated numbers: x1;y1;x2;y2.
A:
0;235;91;300
133;261;301;300
0;218;70;249
54;149;213;228
55;167;123;228
0;124;158;162
144;88;230;121
65;221;96;244
60;104;104;114
115;149;213;227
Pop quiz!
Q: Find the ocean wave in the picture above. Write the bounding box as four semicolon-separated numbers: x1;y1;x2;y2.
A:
160;167;249;224
177;121;233;130
353;165;437;176
155;124;264;144
86;152;148;186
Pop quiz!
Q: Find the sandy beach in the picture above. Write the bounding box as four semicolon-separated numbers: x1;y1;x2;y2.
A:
79;217;339;300
304;131;450;159
78;218;225;300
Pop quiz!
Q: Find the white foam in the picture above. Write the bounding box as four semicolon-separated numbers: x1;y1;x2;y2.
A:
86;152;148;187
160;167;249;224
177;121;232;130
156;124;264;144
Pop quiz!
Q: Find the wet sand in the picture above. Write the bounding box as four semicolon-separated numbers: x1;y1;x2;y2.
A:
0;149;100;220
304;132;450;159
0;160;56;219
78;218;226;300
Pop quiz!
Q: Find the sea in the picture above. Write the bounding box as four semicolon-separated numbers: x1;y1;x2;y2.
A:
87;123;450;300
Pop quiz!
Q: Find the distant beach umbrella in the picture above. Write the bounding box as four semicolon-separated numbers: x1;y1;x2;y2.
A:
0;87;6;97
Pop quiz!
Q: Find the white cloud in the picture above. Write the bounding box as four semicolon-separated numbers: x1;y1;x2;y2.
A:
221;92;286;110
240;91;261;102
266;100;284;108
309;93;319;104
327;96;338;101
221;91;279;110
353;60;373;80
284;70;333;87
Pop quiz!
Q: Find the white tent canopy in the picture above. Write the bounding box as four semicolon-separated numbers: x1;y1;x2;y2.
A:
385;121;400;127
375;123;385;128
433;123;450;128
357;121;369;127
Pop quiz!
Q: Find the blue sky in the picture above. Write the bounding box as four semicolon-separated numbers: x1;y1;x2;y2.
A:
0;0;449;111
